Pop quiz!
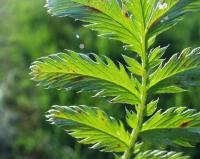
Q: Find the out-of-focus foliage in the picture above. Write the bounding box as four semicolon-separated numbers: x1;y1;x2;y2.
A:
0;0;200;159
0;0;122;159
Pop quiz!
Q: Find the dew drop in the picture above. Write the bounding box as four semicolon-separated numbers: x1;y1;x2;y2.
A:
79;43;85;49
76;34;80;39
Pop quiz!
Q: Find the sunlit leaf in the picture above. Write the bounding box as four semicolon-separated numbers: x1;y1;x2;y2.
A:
149;47;200;94
30;50;140;104
141;107;200;147
46;105;130;152
123;55;143;76
46;0;148;56
145;99;159;116
135;149;190;159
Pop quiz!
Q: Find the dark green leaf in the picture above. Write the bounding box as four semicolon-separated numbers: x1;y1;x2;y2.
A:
141;107;200;147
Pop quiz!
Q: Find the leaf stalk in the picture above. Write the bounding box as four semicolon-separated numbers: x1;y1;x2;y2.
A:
122;33;148;159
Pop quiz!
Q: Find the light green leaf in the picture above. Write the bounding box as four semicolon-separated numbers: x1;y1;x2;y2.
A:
153;85;187;94
123;0;150;57
134;150;190;159
145;99;159;116
123;55;143;76
147;0;200;41
46;0;146;56
142;107;200;130
46;0;200;57
114;154;120;159
46;105;130;152
126;109;138;129
148;46;168;70
141;107;200;147
149;47;200;94
30;50;140;105
125;0;200;48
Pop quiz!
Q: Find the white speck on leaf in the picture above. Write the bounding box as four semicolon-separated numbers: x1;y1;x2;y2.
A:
158;1;168;10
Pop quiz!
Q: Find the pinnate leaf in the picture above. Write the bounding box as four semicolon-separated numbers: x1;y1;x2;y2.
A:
123;55;143;76
46;105;130;152
149;47;200;94
147;0;200;41
126;110;138;129
30;50;140;105
145;99;159;116
46;0;146;55
141;107;200;147
135;149;190;159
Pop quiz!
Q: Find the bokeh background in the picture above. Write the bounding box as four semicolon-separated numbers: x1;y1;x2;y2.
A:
0;0;200;159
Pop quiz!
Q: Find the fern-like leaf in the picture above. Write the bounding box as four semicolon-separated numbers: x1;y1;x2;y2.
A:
31;0;200;158
46;105;130;152
46;0;146;56
46;0;200;56
134;150;190;159
147;0;200;41
123;55;143;77
140;107;200;147
149;47;200;94
30;50;140;104
124;0;200;49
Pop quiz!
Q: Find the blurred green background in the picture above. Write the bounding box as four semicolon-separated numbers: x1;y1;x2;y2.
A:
0;0;200;159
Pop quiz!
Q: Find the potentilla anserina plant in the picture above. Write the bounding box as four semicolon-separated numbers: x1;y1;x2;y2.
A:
30;0;200;159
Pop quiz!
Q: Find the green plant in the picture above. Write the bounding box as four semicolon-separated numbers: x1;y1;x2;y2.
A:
30;0;200;158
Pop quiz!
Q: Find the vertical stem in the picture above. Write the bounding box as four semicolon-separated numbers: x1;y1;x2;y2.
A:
122;35;148;159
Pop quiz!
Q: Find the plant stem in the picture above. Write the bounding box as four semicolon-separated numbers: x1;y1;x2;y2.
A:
122;35;148;159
